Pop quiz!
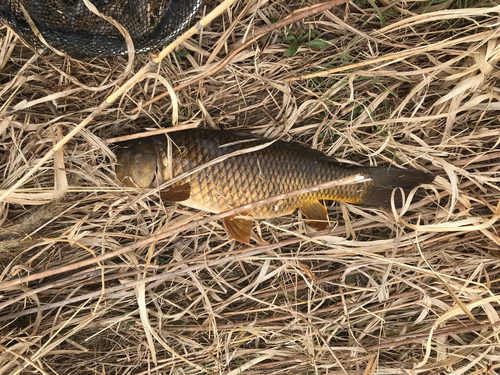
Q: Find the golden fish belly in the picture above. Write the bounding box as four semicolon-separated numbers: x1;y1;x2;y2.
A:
176;168;371;218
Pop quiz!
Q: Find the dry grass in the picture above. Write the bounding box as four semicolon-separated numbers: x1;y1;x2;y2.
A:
1;0;500;373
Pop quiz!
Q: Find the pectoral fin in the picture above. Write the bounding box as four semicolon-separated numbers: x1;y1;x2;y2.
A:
159;182;191;202
299;201;328;230
224;213;252;244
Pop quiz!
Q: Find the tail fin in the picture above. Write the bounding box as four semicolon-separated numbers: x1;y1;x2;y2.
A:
362;167;435;208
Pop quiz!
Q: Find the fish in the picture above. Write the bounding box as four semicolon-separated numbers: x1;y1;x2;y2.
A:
115;128;434;244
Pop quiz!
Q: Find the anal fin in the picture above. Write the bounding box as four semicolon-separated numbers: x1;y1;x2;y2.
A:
224;213;252;244
160;182;191;202
299;201;328;230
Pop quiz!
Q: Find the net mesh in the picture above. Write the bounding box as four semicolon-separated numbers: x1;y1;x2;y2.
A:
0;0;204;58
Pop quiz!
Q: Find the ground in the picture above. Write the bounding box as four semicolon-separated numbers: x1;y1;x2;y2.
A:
1;0;500;374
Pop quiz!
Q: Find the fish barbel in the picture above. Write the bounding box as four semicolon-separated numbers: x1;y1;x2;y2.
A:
115;129;434;243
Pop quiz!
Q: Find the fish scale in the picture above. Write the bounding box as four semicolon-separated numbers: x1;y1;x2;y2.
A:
115;128;434;243
167;131;365;218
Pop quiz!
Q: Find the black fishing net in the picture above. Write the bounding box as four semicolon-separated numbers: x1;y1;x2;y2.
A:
0;0;204;58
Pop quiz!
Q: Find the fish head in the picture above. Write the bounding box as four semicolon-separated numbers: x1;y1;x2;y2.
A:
115;141;159;188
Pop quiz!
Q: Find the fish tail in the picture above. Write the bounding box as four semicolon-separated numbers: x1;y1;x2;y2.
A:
361;167;435;207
